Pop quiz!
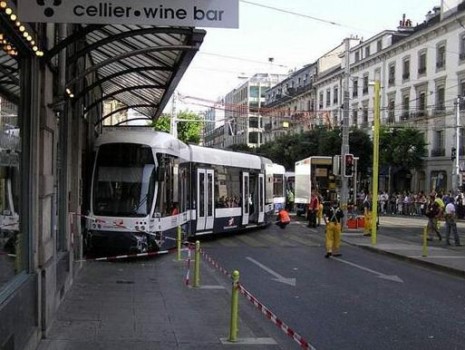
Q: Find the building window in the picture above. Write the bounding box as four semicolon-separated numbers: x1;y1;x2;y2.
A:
435;85;445;113
352;109;358;126
402;58;410;81
460;34;465;61
417;91;427;117
402;93;410;120
431;170;447;193
362;75;369;95
319;92;323;109
365;46;370;58
377;39;382;52
418;51;427;75
387;98;395;123
333;86;339;104
432;130;445;158
388;64;395;86
436;43;446;70
326;89;331;107
353;79;359;98
355;51;360;62
362;107;368;127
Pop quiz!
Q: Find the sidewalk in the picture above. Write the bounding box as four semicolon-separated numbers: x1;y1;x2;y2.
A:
36;216;465;350
36;251;288;350
342;215;465;278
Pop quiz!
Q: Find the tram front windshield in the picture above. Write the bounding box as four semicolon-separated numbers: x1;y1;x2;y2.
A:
92;143;156;217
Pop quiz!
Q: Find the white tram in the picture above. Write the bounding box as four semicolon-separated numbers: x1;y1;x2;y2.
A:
85;128;275;254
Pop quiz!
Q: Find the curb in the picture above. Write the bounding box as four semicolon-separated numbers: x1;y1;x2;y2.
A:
345;239;465;279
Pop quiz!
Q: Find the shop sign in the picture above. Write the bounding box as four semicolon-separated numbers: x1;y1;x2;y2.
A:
18;0;239;28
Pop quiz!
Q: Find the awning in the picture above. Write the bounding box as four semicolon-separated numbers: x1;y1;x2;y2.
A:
0;20;205;126
47;25;205;125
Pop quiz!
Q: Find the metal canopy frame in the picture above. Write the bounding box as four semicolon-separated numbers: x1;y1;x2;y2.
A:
0;23;205;124
60;25;204;125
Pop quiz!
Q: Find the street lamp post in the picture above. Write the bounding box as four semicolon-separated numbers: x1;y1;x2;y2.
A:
454;96;462;192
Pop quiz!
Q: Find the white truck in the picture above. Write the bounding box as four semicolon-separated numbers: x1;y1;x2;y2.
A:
294;156;336;216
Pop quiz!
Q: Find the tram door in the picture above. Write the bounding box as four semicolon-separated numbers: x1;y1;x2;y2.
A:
196;169;214;231
242;172;250;225
258;173;265;223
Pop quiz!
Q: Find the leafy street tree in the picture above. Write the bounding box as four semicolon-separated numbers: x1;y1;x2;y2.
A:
227;143;253;153
379;126;427;170
257;127;371;174
151;110;203;144
379;126;427;192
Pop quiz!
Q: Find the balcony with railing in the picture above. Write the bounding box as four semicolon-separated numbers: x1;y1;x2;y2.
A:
431;148;445;157
436;61;445;69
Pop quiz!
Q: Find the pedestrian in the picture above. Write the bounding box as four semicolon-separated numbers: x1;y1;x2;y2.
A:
307;189;319;228
286;188;294;212
275;208;291;229
323;200;344;258
363;193;372;236
444;197;461;246
425;192;442;241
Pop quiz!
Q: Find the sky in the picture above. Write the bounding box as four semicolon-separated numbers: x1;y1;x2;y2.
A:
171;0;446;113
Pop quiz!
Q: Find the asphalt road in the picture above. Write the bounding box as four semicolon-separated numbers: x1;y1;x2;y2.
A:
199;216;465;350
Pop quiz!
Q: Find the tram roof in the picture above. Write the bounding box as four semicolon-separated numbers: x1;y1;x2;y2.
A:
0;15;205;125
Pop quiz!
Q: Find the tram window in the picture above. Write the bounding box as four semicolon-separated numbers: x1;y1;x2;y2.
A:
212;165;241;208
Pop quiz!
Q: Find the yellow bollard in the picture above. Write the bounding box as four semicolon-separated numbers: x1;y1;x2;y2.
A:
176;226;182;261
193;240;200;288
228;270;240;342
422;225;428;257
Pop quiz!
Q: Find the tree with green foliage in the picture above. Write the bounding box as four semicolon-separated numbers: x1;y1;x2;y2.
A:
379;126;427;170
150;110;203;144
257;127;372;173
226;143;253;153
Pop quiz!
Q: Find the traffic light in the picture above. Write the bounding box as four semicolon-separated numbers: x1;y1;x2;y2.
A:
344;154;354;177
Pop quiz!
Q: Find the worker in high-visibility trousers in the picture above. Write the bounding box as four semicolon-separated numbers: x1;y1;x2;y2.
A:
363;193;373;237
323;200;344;258
317;199;324;227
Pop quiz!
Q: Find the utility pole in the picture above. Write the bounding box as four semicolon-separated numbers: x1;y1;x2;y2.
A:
371;76;381;245
454;96;461;192
170;92;177;138
340;37;351;219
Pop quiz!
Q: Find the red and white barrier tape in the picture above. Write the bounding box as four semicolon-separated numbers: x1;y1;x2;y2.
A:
198;249;315;349
237;283;315;350
199;249;231;278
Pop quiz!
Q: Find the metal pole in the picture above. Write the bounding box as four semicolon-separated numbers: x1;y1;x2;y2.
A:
371;79;381;245
170;92;177;138
193;240;200;287
228;270;240;342
455;97;461;192
340;38;351;220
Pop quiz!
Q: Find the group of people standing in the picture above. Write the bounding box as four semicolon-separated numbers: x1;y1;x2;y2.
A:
278;188;462;260
425;192;461;246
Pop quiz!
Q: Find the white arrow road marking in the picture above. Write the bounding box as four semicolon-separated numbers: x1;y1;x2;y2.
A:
246;257;296;286
334;257;404;283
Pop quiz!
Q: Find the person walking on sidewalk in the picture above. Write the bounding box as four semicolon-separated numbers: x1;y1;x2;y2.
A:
425;192;442;241
444;197;461;246
323;200;344;258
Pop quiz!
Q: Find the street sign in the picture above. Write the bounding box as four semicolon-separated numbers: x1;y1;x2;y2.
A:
18;0;239;28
